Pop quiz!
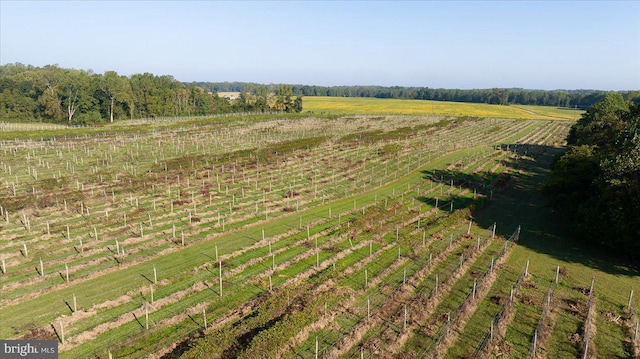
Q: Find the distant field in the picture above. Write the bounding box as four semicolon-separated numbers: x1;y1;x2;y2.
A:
303;96;584;120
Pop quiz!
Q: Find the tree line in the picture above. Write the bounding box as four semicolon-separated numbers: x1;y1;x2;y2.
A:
542;93;640;259
196;82;640;109
0;64;302;124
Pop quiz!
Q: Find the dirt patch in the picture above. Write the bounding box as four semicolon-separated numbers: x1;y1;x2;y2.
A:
491;294;507;306
558;267;569;278
520;294;538;306
604;311;621;324
17;324;56;340
568;333;582;344
492;339;514;356
565;298;587;317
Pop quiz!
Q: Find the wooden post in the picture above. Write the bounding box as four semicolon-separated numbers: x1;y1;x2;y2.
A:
150;285;154;304
145;302;149;330
467;219;472;235
73;293;77;312
471;279;477;300
23;242;28;258
435;273;438;296
1;258;5;275
219;260;223;297
403;267;406;285
153;265;157;284
367;295;370;320
365;268;368;288
116;240;120;255
59;319;64;344
315;335;319;359
269;275;273;291
181;232;185;246
525;260;529;277
490;256;495;273
555;265;560;284
203;304;207;329
40;258;44;276
65;263;69;282
628;289;634;311
492;222;496;239
490;320;494;340
583;339;589;359
404;304;407;330
66;224;70;240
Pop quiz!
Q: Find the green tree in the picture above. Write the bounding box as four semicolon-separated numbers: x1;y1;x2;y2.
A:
37;65;65;121
543;99;640;258
98;71;133;122
566;92;630;148
61;69;94;124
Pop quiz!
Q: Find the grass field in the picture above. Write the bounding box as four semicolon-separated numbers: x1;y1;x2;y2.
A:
303;96;584;120
0;112;637;359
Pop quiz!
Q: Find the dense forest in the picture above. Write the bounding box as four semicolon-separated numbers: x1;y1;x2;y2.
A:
543;93;640;258
0;64;301;124
196;82;640;109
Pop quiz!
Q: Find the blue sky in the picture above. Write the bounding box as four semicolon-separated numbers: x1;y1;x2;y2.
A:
1;1;639;90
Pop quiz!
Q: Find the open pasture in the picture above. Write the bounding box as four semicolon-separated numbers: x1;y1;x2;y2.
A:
303;96;585;120
0;113;637;358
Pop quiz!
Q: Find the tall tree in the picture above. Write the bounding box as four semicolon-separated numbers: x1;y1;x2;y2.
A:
37;65;65;121
98;71;132;122
543;98;640;258
60;69;93;123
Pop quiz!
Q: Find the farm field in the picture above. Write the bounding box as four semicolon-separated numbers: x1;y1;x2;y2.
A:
303;96;585;120
1;113;638;359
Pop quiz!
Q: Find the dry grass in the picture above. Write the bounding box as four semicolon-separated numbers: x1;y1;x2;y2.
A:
303;96;583;120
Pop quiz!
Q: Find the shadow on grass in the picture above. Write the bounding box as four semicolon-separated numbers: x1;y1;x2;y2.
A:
419;143;639;277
